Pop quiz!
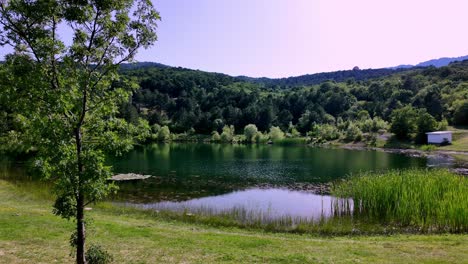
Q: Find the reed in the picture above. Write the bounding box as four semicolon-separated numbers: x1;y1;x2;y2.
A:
332;169;468;232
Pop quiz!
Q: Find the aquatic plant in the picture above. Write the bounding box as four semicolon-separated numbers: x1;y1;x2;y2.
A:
332;169;468;232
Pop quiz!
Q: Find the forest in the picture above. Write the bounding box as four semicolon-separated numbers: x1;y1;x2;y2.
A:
117;61;468;142
2;60;468;148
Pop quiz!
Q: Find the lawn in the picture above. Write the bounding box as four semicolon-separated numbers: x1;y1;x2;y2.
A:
438;127;468;152
1;180;468;263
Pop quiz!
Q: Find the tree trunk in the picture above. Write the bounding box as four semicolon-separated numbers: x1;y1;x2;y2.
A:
75;128;86;264
76;194;86;264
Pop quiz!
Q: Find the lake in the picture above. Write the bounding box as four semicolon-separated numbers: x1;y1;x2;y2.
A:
4;143;452;221
108;143;430;220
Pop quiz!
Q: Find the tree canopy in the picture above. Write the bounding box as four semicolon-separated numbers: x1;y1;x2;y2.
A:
0;0;159;263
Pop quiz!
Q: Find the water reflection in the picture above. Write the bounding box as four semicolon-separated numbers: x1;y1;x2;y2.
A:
110;144;428;202
125;188;352;221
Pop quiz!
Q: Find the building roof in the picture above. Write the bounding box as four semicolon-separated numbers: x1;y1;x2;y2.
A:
425;131;452;135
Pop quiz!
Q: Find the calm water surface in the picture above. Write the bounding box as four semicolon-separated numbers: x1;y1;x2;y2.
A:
2;144;438;220
107;143;429;219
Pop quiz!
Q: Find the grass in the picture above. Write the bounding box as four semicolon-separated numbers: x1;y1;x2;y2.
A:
436;127;468;152
453;154;468;163
332;169;468;232
419;144;437;151
1;180;468;263
438;135;468;152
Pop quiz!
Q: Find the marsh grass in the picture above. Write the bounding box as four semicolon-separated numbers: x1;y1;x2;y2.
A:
104;203;397;235
332;169;468;232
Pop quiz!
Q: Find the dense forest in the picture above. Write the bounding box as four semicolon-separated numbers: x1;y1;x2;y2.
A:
2;60;468;148
117;61;468;138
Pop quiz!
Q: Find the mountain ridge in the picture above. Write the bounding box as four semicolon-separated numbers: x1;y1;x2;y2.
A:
122;55;468;87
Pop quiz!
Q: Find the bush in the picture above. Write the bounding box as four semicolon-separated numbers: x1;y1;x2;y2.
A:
287;122;301;137
243;124;258;142
310;124;340;141
86;244;113;264
253;131;269;144
343;122;362;142
268;126;285;142
220;125;235;142
211;131;221;142
438;119;448;130
157;125;171;141
420;144;437;151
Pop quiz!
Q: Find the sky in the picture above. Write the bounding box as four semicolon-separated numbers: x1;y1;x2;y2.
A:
2;0;468;78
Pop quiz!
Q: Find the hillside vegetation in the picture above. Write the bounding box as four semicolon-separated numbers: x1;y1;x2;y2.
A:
2;60;468;148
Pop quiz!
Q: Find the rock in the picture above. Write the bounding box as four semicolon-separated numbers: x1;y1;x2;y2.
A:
110;173;152;181
451;168;468;175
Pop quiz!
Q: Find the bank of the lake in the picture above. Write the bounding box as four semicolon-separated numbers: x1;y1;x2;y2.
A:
1;180;467;263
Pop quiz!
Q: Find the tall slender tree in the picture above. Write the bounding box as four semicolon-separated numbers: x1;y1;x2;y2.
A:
0;1;159;263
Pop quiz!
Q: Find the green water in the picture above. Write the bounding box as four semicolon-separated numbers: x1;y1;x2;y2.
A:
2;144;434;220
109;143;428;203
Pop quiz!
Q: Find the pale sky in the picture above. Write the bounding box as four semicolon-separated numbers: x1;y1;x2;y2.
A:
2;0;468;77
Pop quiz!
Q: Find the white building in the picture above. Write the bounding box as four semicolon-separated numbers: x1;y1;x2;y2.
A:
426;131;452;144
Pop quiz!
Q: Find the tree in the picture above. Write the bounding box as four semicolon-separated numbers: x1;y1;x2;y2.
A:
390;106;418;140
415;110;438;144
220;125;235;142
243;124;258;142
453;100;468;126
157;125;171;141
0;1;159;263
268;126;284;142
343;122;362;142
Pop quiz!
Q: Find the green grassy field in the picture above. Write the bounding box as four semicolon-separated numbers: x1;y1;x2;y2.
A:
437;127;468;152
1;180;468;263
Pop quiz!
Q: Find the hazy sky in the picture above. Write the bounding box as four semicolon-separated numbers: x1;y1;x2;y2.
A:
143;0;468;77
2;0;468;77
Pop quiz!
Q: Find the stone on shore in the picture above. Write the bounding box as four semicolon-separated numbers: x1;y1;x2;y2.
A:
110;173;152;181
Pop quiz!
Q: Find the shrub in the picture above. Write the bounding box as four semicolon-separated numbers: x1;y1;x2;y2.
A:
211;131;221;142
438;119;448;130
220;125;235;142
287;122;301;137
268;126;285;142
420;144;437;151
157;125;171;141
86;244;113;264
343;122;362;142
253;131;269;144
310;124;340;141
243;124;258;142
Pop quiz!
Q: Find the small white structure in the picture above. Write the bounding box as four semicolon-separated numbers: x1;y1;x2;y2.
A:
426;131;452;144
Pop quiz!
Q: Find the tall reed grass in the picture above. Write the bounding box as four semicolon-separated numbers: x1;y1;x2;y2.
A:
332;169;468;232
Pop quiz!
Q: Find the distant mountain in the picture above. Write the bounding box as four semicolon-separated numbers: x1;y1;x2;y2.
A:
122;62;417;88
120;55;468;88
120;61;170;70
236;67;416;87
392;55;468;69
